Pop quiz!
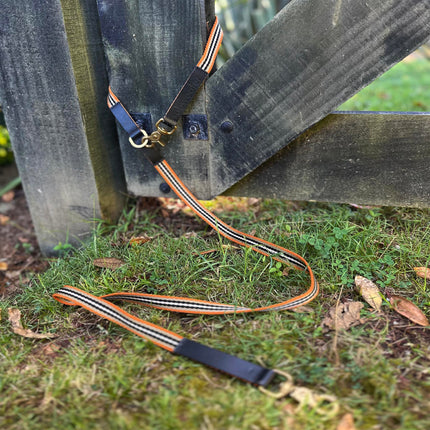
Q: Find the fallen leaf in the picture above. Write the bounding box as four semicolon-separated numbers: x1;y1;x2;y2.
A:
414;267;430;280
8;308;57;339
1;190;14;202
5;270;22;279
93;257;125;269
0;214;10;225
0;262;8;271
390;295;429;326
322;302;365;331
355;275;383;312
337;413;356;430
282;267;291;276
291;305;314;314
40;343;61;358
129;236;152;245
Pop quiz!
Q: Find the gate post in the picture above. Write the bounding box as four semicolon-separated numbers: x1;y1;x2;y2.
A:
0;0;126;255
96;0;214;199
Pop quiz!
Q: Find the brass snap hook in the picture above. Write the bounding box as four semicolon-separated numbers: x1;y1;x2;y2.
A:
156;118;177;135
128;129;150;149
258;369;294;399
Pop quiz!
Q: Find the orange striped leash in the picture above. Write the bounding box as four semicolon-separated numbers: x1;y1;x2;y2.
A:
54;17;319;391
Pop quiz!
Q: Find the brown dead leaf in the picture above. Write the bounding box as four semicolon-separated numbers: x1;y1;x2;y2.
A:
0;262;8;271
322;302;365;331
1;190;14;202
355;275;383;312
129;236;152;245
390;295;429;326
337;413;356;430
93;257;125;270
0;214;10;225
40;343;61;358
414;267;430;280
282;267;291;276
291;305;314;314
8;308;57;339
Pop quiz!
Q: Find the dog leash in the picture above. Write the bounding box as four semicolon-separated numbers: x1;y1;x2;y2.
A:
53;17;319;391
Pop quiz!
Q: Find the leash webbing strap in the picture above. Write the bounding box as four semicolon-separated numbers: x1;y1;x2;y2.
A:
53;17;319;388
53;286;275;386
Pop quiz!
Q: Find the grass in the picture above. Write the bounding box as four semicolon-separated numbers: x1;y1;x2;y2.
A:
339;57;430;111
1;48;430;430
1;199;430;429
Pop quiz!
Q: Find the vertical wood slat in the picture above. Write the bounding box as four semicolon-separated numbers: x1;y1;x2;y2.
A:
96;0;212;198
0;0;126;255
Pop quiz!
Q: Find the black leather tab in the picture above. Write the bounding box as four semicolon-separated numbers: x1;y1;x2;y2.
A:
164;67;208;125
142;146;164;165
174;338;275;387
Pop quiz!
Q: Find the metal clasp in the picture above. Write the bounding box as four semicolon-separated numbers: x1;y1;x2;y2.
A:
259;369;339;416
128;118;177;149
259;369;295;399
155;118;177;136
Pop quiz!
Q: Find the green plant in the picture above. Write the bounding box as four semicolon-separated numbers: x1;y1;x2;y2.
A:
0;126;13;165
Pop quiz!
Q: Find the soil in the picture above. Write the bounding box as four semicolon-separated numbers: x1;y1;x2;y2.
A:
0;189;49;296
1;179;429;363
0;185;206;298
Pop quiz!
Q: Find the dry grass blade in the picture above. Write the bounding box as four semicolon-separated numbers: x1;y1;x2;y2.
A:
355;275;383;312
8;308;57;339
390;295;429;326
414;267;430;280
93;257;125;269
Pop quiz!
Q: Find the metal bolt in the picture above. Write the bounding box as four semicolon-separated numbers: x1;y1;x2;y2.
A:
189;122;200;136
159;182;171;194
220;120;233;133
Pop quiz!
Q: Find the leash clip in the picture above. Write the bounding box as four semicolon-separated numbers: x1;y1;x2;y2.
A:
128;118;177;149
128;129;166;149
156;118;177;136
259;369;294;399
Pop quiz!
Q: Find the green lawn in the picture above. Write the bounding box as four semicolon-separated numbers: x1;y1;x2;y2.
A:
1;198;429;429
1;55;430;430
339;58;430;112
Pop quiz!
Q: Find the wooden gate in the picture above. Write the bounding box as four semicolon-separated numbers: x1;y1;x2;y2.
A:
1;0;429;254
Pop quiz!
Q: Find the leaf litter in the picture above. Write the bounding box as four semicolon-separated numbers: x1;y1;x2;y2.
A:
322;302;365;331
414;267;430;280
93;257;125;270
355;275;382;312
8;308;57;339
389;295;429;326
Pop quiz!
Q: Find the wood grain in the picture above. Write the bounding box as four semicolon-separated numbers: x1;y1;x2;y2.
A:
0;0;125;254
225;112;430;208
97;0;212;198
207;0;430;196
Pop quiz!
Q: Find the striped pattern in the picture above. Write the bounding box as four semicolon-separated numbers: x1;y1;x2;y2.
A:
53;286;182;351
54;14;320;381
107;87;119;108
52;162;318;360
196;17;223;73
155;160;319;312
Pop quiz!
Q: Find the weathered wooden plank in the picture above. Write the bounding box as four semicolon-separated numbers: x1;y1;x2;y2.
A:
207;0;430;196
97;0;212;198
0;0;125;255
225;112;430;208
